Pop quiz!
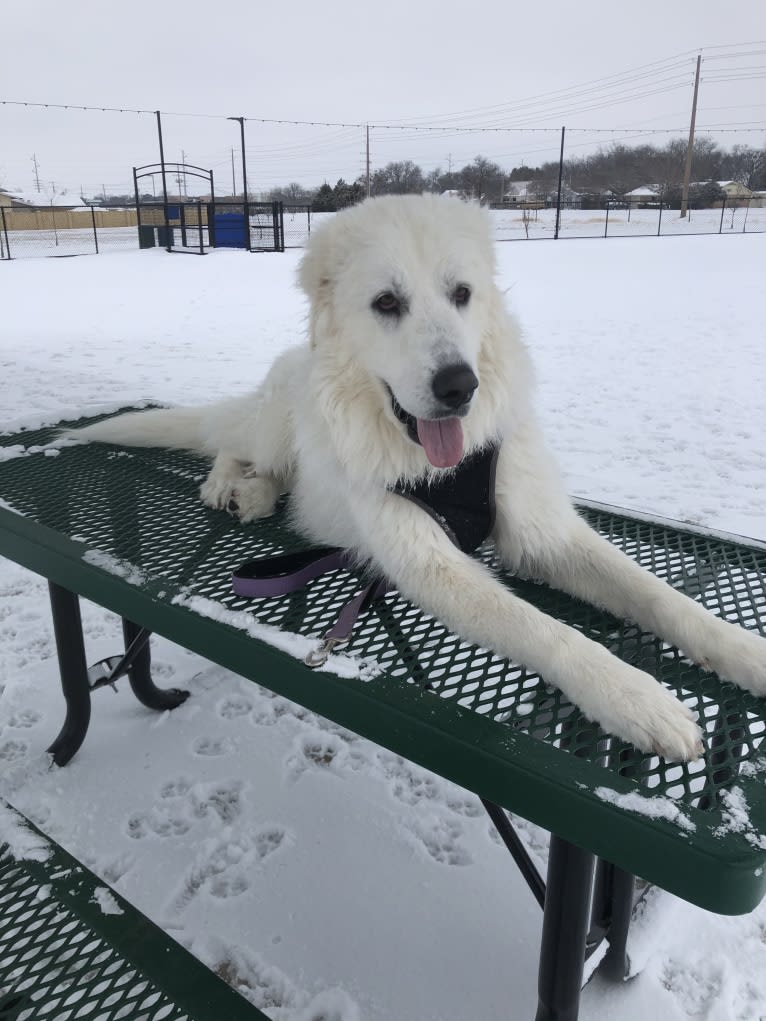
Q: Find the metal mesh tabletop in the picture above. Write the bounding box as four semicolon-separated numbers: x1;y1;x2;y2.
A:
1;413;765;914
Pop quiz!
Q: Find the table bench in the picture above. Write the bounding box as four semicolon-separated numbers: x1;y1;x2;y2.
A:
0;800;267;1021
1;410;765;1021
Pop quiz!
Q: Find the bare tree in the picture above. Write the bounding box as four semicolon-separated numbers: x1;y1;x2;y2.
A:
370;161;425;195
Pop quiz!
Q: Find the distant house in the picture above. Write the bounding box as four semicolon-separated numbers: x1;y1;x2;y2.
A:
0;188;86;210
547;185;582;208
717;180;753;200
503;181;535;204
624;185;660;206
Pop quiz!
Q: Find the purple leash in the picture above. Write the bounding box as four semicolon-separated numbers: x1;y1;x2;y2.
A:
232;547;392;667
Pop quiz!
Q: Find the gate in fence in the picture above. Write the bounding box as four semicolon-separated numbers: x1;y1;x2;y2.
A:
133;163;215;255
210;201;285;253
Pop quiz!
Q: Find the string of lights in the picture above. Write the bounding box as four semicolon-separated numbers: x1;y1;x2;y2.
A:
3;99;763;135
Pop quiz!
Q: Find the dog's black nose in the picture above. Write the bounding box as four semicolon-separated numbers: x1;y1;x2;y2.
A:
431;364;478;410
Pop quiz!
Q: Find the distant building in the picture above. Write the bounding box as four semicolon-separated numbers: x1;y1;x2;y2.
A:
716;180;753;200
624;185;660;206
0;187;86;209
503;181;535;204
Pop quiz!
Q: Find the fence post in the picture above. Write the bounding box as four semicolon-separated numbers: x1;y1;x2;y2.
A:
198;201;204;255
207;202;216;248
90;205;99;254
271;202;280;252
719;196;726;233
604;204;609;238
0;206;9;259
554;126;566;240
307;205;311;235
657;200;663;236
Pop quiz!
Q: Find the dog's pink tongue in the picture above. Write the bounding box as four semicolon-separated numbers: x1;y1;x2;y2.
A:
416;418;464;468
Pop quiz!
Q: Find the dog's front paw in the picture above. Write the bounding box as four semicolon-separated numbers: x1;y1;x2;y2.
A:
627;690;702;761
227;476;280;523
598;664;704;762
200;474;236;511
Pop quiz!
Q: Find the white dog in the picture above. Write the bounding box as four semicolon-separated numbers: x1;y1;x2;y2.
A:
76;194;766;761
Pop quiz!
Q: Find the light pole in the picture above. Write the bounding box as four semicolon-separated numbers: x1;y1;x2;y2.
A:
227;117;250;251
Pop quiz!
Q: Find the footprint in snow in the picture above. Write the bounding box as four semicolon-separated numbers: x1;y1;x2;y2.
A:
216;694;254;720
169;825;289;913
125;778;243;839
191;735;233;757
0;739;28;762
6;709;41;729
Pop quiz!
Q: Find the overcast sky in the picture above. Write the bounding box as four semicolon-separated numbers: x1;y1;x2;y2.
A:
2;0;765;199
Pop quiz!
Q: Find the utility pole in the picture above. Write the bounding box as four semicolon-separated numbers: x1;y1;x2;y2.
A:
181;149;188;197
227;117;251;252
365;125;371;198
680;53;702;219
554;126;566;240
231;147;236;196
31;154;41;192
155;110;170;252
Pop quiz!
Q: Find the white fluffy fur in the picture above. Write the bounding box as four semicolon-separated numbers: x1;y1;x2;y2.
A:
75;194;766;761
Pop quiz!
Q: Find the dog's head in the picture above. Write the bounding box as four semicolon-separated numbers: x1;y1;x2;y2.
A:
299;194;516;472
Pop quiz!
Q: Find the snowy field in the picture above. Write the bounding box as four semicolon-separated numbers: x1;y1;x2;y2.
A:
0;232;765;1020
3;205;764;258
492;203;766;240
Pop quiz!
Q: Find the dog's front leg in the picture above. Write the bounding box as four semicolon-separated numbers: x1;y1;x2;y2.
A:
353;492;702;761
505;510;766;701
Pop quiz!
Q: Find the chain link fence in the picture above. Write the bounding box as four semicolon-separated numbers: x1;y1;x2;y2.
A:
491;195;765;242
0;204;143;259
2;194;763;261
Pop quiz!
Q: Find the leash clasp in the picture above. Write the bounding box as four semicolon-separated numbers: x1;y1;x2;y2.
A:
305;637;346;668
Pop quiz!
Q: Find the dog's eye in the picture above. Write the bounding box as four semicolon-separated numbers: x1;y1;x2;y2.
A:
453;285;471;307
373;292;401;316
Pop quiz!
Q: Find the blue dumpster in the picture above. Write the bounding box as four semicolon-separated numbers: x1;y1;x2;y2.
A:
213;212;247;249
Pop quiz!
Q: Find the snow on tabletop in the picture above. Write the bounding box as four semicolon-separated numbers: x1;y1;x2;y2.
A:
0;439;79;462
92;886;124;915
0;802;51;863
173;590;382;681
714;786;766;850
594;786;696;832
0;399;157;437
0;496;22;514
83;549;146;587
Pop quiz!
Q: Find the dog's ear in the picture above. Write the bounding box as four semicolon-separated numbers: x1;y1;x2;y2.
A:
298;229;336;348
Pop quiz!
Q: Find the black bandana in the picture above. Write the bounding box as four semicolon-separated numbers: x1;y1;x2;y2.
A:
390;443;500;554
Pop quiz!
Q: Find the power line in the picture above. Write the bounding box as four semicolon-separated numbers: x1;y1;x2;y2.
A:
0;100;151;114
376;52;698;126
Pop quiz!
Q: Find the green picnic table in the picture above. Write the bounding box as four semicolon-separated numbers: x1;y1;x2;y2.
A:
0;410;765;1021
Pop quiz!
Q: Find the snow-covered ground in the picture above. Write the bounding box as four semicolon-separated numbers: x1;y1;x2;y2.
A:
0;233;765;1020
